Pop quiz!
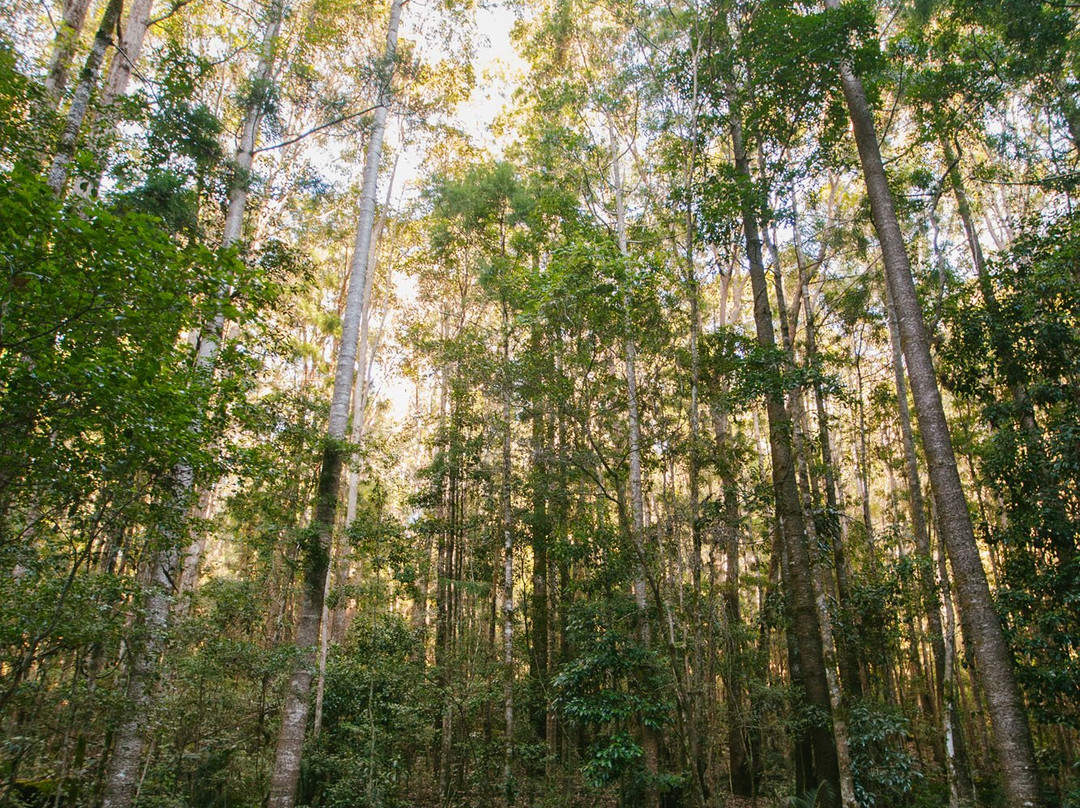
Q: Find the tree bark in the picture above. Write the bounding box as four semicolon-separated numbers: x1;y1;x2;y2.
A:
727;104;840;804
830;30;1041;807
47;0;124;195
267;1;403;805
44;0;93;102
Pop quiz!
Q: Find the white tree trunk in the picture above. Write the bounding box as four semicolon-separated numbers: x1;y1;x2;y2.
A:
177;0;287;595
47;0;124;195
267;2;404;805
609;123;647;616
101;0;154;108
44;0;93;102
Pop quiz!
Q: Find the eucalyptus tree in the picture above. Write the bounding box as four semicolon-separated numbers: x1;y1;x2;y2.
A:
822;0;1043;803
94;4;289;805
694;2;871;801
269;0;405;803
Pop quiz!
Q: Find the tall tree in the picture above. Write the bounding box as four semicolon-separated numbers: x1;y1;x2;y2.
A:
268;0;404;804
99;4;287;806
824;1;1042;804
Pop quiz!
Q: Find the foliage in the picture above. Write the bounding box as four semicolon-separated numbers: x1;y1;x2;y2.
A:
553;598;672;793
2;0;1079;805
848;702;923;807
305;617;434;808
0;40;55;166
942;211;1080;728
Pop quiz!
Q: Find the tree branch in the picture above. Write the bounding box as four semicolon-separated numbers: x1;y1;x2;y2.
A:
254;105;381;153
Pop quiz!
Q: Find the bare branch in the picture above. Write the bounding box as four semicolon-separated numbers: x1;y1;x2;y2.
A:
254;105;381;154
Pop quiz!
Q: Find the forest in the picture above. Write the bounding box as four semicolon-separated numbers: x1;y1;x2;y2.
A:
0;0;1077;805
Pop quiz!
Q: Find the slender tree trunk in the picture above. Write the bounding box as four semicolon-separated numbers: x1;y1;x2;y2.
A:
609;121;658;806
791;213;862;699
178;0;286;597
609;124;647;619
529;393;549;721
937;517;973;807
727;101;840;805
267;2;403;805
830;33;1041;807
852;342;875;546
47;0;124;195
501;300;515;807
711;399;760;797
44;0;93;102
765;221;856;806
768;229;857;808
683;53;709;803
345;155;398;523
330;153;399;647
100;498;183;808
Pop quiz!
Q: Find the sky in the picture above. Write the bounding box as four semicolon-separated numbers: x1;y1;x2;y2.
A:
455;3;527;143
371;0;528;421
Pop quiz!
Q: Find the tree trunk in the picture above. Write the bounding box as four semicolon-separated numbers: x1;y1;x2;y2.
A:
178;0;286;597
267;1;403;804
100;489;184;808
101;0;154;108
44;0;93;102
528;330;550;743
501;300;515;807
727;103;840;805
609;121;658;806
47;0;124;195
711;399;761;797
830;33;1041;808
332;153;399;644
791;212;862;699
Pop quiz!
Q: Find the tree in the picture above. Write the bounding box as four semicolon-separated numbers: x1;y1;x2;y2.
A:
824;0;1043;803
268;1;405;804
